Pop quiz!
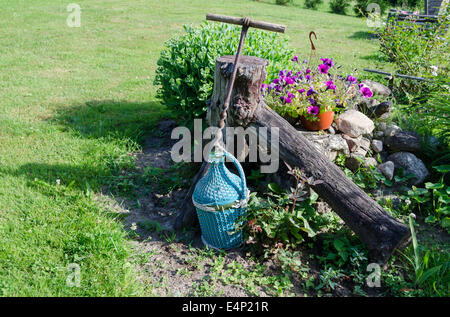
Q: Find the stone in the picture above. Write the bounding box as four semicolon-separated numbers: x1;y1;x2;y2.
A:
372;139;383;153
342;135;370;155
372;101;393;117
387;152;429;185
364;157;378;168
378;112;390;121
374;131;384;139
359;100;393;119
384;124;401;137
342;134;359;152
345;154;364;172
298;131;349;161
378;122;387;133
335;110;375;138
361;80;392;98
385;130;421;152
377;161;395;180
327;126;335;135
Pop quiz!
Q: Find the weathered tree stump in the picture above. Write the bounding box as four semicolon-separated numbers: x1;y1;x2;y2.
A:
175;55;411;263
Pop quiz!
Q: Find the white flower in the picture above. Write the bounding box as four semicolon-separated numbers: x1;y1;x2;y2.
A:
430;65;438;76
130;222;137;231
56;179;61;185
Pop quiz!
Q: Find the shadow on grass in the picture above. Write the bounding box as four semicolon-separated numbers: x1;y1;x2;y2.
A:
348;31;376;40
51;99;167;145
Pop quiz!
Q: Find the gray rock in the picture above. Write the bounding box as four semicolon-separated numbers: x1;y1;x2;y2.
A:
336;110;375;138
327;126;335;135
342;134;359;152
298;131;349;161
361;80;392;98
342;135;370;155
372;101;393;117
359;100;393;119
377;161;395;180
387;152;429;185
384;124;401;137
374;130;384;139
378;122;387;133
372;139;383;153
365;157;378;168
385;130;421;152
345;154;365;172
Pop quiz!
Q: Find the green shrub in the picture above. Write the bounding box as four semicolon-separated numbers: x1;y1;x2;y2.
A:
329;0;351;14
354;0;388;17
276;0;293;5
154;22;294;124
304;0;323;10
375;11;449;99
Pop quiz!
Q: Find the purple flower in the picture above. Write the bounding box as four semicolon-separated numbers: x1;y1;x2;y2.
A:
285;97;293;104
358;83;364;88
305;74;311;81
298;88;305;94
325;81;336;90
287;92;295;99
309;98;316;105
280;96;286;103
346;75;357;83
285;77;295;85
261;83;268;91
303;59;308;64
273;78;280;84
318;64;329;74
307;105;319;115
360;86;373;98
320;58;334;67
306;87;317;96
291;56;298;62
305;69;311;74
279;70;287;77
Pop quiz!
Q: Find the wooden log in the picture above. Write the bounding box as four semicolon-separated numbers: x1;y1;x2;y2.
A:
206;14;286;33
176;55;411;263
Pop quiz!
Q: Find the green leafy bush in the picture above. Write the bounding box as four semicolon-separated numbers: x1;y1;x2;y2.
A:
329;0;351;14
304;0;323;10
154;22;294;124
376;11;449;99
276;0;293;5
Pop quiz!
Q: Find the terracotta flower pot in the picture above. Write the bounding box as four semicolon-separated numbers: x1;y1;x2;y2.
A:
300;111;335;131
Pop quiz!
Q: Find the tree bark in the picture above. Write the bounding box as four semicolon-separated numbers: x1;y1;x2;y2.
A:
175;55;411;263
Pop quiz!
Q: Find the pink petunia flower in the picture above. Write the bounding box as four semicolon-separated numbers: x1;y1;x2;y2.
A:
360;86;373;98
307;105;319;115
318;64;329;74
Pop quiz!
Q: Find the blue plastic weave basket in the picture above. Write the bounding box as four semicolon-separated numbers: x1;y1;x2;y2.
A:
192;150;248;250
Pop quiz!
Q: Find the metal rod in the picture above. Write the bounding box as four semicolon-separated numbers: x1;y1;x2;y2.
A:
213;22;250;146
363;68;432;82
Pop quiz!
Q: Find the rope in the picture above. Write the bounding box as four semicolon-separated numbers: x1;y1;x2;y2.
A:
192;189;250;212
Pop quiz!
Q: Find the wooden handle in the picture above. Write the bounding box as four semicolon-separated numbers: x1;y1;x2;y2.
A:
206;14;286;33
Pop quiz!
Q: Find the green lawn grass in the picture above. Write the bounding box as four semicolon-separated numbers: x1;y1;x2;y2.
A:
0;0;383;296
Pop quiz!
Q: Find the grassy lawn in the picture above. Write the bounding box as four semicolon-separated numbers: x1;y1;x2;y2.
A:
0;0;383;296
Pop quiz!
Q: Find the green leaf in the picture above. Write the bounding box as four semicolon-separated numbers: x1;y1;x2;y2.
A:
425;182;444;189
433;165;450;173
268;182;282;194
424;215;437;223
